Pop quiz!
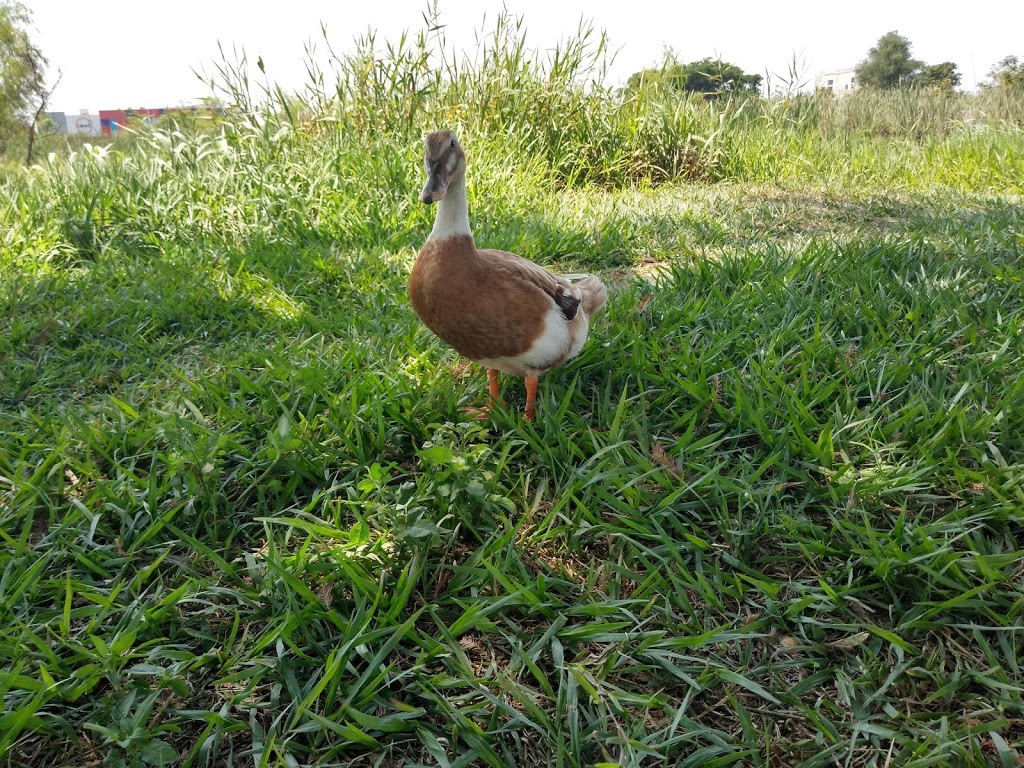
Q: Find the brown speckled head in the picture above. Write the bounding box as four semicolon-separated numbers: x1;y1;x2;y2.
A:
420;130;466;204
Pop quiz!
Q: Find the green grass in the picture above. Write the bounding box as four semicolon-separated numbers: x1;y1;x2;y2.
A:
2;10;1024;768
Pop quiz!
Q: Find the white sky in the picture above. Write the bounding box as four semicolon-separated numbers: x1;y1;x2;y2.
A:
29;0;1023;114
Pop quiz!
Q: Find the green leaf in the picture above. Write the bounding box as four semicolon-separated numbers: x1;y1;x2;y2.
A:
418;444;454;465
140;739;178;766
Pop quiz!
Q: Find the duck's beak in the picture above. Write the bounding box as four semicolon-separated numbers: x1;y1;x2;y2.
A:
419;167;449;205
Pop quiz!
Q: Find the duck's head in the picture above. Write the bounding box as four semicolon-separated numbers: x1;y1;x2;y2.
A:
419;130;466;205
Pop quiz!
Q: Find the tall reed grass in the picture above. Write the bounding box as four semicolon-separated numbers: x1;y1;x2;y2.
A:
2;8;1022;271
185;6;1024;189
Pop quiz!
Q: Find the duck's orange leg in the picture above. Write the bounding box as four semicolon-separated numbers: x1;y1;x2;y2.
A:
487;368;501;407
524;375;539;422
462;368;505;420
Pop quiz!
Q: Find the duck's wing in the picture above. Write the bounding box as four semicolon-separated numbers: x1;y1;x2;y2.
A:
478;248;583;321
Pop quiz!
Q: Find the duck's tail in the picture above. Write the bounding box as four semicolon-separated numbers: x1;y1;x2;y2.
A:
575;275;608;318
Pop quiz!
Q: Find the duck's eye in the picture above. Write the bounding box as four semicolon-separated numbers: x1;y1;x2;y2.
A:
450;139;456;149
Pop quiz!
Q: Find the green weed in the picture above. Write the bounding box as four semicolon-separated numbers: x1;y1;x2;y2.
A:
2;8;1023;767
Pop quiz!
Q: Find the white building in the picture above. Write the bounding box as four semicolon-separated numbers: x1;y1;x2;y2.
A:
815;68;858;95
69;110;101;136
44;109;101;136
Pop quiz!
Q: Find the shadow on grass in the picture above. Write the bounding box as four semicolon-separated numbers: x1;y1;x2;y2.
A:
3;185;1019;420
2;185;1023;768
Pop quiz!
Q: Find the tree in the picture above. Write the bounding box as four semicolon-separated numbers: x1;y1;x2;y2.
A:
0;1;55;162
917;62;961;92
627;57;762;99
855;31;922;89
985;56;1024;91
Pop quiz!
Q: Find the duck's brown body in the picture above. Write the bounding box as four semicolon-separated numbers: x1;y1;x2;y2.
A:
410;236;548;366
409;130;607;419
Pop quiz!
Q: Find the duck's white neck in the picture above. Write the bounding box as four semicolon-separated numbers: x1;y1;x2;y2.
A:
428;173;471;241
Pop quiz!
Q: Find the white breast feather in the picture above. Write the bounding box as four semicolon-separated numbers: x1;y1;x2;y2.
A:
522;305;572;369
476;304;572;376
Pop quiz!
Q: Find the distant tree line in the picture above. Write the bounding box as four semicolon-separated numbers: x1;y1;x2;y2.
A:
986;56;1024;92
854;31;961;91
855;30;1024;94
624;34;1024;101
625;57;762;99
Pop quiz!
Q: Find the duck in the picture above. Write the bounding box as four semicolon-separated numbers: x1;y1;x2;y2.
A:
409;129;608;421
